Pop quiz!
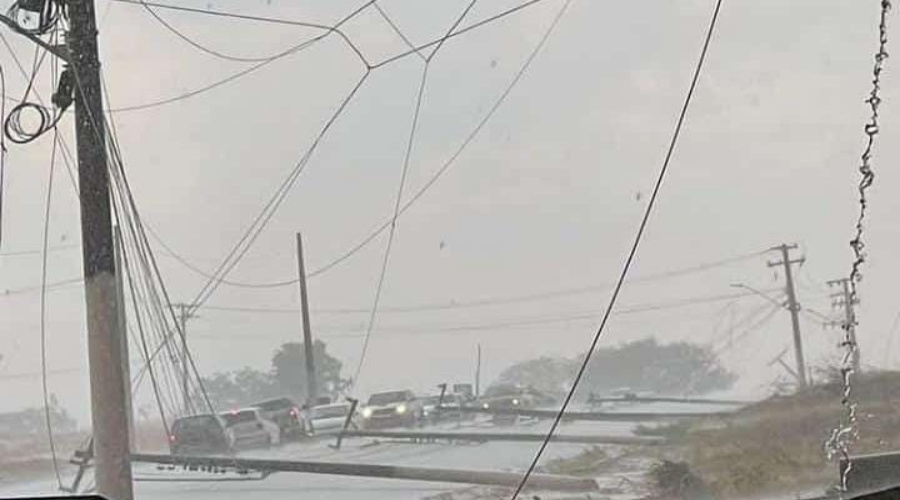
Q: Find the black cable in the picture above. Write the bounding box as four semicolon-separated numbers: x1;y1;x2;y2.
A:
509;0;725;496
107;0;547;113
0;60;6;248
135;0;298;63
372;2;425;61
352;63;431;387
39;128;62;489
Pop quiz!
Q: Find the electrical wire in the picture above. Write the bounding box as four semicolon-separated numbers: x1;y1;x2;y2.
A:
0;58;6;248
351;0;477;390
39;127;62;489
509;0;725;496
106;0;549;113
372;2;425;62
134;0;307;63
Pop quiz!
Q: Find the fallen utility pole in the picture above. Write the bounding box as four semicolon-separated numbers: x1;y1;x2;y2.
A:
69;0;134;497
130;453;598;492
296;232;317;408
767;243;808;388
587;396;749;406
443;406;730;421
340;429;663;446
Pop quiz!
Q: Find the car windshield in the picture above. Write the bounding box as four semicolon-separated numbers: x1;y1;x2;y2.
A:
312;405;349;419
173;416;219;433
367;392;408;406
4;2;900;500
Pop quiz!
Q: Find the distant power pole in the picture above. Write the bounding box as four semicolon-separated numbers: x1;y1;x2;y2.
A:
475;344;482;397
69;0;134;497
767;244;808;388
295;233;317;407
828;277;861;374
173;303;196;414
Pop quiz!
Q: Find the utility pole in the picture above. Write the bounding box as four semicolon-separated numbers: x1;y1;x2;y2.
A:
296;232;317;407
69;0;134;497
767;244;808;388
475;344;482;397
828;277;861;374
173;302;196;415
113;226;134;451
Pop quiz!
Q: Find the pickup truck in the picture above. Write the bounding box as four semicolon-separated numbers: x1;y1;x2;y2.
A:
359;390;423;429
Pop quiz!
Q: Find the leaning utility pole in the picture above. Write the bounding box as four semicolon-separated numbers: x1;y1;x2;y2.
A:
296;232;317;407
69;0;134;497
828;277;861;374
174;302;196;415
767;244;808;388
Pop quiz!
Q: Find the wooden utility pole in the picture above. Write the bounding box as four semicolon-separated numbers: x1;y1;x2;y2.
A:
475;344;482;397
296;232;316;406
828;277;861;374
767;244;808;388
68;0;134;497
174;302;195;415
113;226;135;451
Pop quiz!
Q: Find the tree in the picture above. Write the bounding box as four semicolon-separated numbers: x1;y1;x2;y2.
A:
202;368;278;409
578;339;736;396
271;340;347;401
492;339;736;399
493;356;575;396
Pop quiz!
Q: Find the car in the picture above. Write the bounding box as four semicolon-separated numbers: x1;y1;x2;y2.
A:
477;384;540;425
420;393;462;423
219;408;280;449
308;402;355;435
168;414;233;456
251;397;306;440
359;390;423;429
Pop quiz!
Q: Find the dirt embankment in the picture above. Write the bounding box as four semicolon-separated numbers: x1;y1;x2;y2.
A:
546;371;900;500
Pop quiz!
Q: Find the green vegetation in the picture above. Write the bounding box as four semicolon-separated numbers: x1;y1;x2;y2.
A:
493;339;736;397
202;340;348;408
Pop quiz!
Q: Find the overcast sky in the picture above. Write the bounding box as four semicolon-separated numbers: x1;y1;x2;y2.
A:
0;0;897;424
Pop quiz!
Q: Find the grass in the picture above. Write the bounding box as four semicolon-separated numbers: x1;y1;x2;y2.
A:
541;371;900;499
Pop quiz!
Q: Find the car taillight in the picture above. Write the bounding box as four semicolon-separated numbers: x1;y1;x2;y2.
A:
290;407;300;418
169;434;177;444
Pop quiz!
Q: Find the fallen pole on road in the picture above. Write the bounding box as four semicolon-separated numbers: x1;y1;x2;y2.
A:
341;429;663;446
131;453;599;492
588;396;750;406
442;406;730;421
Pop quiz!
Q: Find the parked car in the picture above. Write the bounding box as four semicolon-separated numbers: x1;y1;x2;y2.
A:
250;397;306;440
359;390;423;429
308;402;354;435
169;414;233;456
420;393;462;423
476;384;540;425
219;408;280;449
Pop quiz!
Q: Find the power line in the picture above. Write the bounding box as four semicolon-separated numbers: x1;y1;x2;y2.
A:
106;0;549;113
352;0;477;390
510;0;726;495
39;126;62;488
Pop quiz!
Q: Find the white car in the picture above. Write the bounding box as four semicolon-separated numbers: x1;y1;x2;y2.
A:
308;402;355;435
219;408;280;449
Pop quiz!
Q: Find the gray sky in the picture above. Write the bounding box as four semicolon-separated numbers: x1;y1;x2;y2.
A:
0;0;897;424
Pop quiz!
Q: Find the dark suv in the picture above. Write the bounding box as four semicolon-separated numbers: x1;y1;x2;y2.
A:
359;390;423;429
169;414;233;456
251;397;307;440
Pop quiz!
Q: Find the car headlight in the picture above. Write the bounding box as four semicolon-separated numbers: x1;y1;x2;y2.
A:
512;398;520;406
396;404;407;414
482;402;490;410
361;407;373;418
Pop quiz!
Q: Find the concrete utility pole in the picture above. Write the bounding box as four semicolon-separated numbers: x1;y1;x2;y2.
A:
767;243;808;388
68;0;134;497
174;302;196;415
828;277;861;374
296;232;317;407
